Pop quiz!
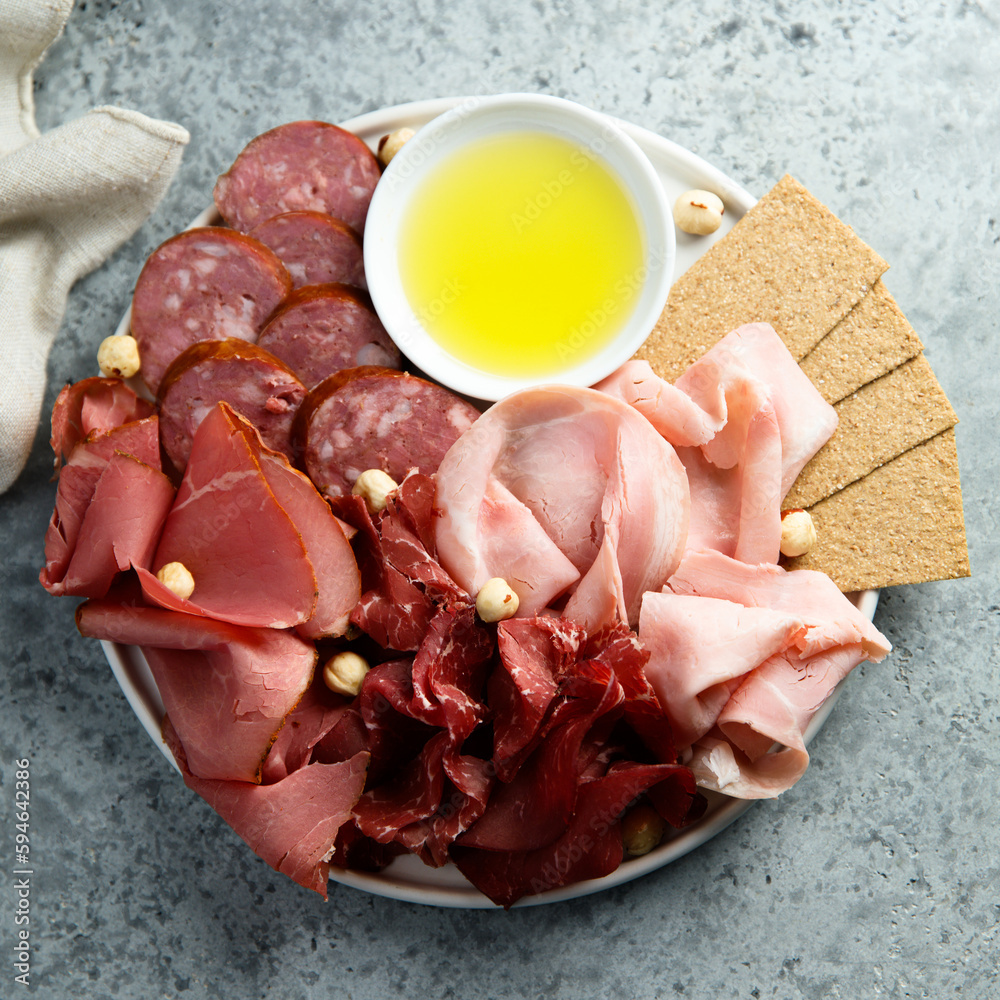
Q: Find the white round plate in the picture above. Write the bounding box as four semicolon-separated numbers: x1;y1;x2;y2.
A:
102;96;880;908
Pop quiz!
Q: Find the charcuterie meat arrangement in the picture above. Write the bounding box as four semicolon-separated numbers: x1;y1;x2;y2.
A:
39;118;891;907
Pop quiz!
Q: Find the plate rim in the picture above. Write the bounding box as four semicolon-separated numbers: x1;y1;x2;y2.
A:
102;94;880;909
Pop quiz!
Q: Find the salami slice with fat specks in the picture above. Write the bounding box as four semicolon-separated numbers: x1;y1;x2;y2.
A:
296;367;481;498
256;284;400;389
130;227;292;395
214;121;381;235
157;339;307;473
248;211;366;289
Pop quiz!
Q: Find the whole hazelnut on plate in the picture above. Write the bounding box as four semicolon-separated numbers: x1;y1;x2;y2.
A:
780;509;817;557
673;189;724;235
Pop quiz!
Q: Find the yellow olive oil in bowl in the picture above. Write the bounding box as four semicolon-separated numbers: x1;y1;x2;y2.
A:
398;131;646;380
363;94;674;401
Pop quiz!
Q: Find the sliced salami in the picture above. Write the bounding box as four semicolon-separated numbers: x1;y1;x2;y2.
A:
256;284;400;389
158;340;307;473
297;367;480;498
248;211;366;290
130;227;292;395
214;121;381;235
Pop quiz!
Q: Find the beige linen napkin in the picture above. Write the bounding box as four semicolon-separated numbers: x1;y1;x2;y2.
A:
0;0;189;494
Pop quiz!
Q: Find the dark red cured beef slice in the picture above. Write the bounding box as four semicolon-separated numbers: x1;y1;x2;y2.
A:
40;417;164;596
248;211;366;289
299;367;480;498
157;339;307;474
451;761;700;909
138;403;317;629
40;452;174;598
329;822;406;873
256;284;400;389
77;601;317;783
49;377;155;472
130;227;292;395
394;749;494;867
407;604;493;742
164;717;369;899
491;618;585;780
214;121;381;235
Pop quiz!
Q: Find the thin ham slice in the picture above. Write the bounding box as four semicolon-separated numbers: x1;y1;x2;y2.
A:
638;592;804;749
434;385;690;632
77;600;318;782
648;549;892;798
165;718;368;898
599;325;838;564
139;403;318;629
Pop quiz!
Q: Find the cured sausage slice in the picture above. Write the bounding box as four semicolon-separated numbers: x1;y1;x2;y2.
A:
130;227;292;394
214;121;381;235
248;211;366;289
297;367;480;498
157;340;307;474
256;284;400;389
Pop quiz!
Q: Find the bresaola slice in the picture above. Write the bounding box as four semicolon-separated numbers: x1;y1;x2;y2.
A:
164;718;368;899
49;377;155;472
77;601;317;783
214;120;381;235
40;417;172;598
157;339;307;473
130;227;293;395
140;402;359;636
257;284;400;389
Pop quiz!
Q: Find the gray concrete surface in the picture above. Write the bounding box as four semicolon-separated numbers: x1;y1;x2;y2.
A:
2;1;998;997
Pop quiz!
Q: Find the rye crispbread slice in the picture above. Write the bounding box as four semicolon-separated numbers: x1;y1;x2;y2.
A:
798;278;924;404
783;352;959;510
634;174;888;381
783;429;970;591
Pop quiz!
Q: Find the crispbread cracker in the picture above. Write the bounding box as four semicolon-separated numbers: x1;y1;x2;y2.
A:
784;353;958;509
784;429;970;592
635;174;888;382
799;279;924;404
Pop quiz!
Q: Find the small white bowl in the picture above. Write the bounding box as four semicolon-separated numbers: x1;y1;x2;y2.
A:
363;93;674;401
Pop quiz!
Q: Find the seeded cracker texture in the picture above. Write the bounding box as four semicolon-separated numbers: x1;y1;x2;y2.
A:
784;430;971;591
633;174;888;382
798;278;924;405
784;353;959;509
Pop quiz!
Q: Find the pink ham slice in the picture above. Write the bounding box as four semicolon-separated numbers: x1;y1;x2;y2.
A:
433;385;690;631
40;417;170;597
165;718;368;898
638;592;804;749
138;403;318;629
599;324;838;564
649;548;892;798
49;377;155;472
77;601;318;783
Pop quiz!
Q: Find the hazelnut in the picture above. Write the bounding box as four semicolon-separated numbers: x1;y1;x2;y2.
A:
780;509;817;558
323;651;370;698
475;577;520;623
622;803;666;857
377;127;415;167
97;334;141;379
156;561;195;600
351;468;398;514
673;189;724;235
